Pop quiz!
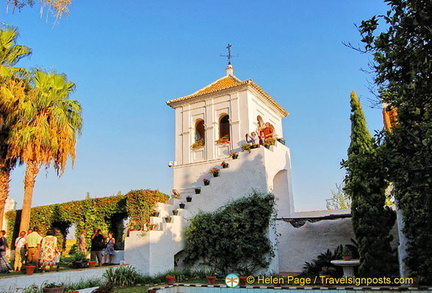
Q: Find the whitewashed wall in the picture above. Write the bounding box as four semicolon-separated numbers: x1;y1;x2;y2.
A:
125;143;293;275
277;216;355;273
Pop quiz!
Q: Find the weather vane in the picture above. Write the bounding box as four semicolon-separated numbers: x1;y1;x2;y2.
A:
220;44;238;65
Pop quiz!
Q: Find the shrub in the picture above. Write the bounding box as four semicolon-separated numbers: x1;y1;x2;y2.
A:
103;266;140;287
184;191;275;275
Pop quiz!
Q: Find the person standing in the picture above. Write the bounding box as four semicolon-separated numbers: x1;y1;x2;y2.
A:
90;228;104;267
103;232;116;265
26;227;43;266
245;132;260;146
13;231;27;272
261;122;274;138
79;229;87;254
40;230;58;271
0;230;12;273
259;130;265;145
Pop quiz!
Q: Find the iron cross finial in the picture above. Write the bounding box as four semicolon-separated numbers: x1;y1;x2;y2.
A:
220;44;238;65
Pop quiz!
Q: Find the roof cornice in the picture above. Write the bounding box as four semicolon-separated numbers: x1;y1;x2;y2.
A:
166;79;288;117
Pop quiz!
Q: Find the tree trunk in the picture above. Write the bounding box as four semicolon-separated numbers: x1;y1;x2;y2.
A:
0;168;11;230
19;161;40;232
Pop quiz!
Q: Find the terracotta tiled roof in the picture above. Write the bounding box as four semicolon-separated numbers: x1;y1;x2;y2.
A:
166;73;288;117
166;74;244;106
191;75;242;96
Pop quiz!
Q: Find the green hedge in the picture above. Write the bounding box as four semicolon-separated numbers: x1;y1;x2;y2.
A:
6;189;169;251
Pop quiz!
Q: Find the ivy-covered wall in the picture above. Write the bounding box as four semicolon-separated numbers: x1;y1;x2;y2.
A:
5;189;169;251
183;191;275;275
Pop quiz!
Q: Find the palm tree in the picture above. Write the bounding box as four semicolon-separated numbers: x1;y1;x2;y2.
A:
7;69;82;232
0;25;31;229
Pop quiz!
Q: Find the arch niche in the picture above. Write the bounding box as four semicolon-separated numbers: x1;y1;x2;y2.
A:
219;114;230;140
195;119;205;142
272;169;292;217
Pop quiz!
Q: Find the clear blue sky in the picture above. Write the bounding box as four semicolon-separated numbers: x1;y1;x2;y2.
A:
2;0;389;211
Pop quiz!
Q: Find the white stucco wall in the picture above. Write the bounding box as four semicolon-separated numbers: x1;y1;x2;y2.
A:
277;217;355;273
276;209;402;275
2;197;16;230
171;80;286;166
124;202;185;275
172;143;293;218
247;91;284;137
125;143;293;275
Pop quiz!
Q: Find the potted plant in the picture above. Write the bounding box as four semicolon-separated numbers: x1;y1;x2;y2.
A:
126;219;140;233
165;216;173;223
241;143;252;153
229;151;238;159
203;178;210;186
221;161;229;168
70;251;89;268
25;264;36;275
215;134;230;145
151;210;160;217
42;282;64;293
206;275;217;285
166;275;176;285
191;138;205;150
186;195;192;202
147;223;157;230
172;209;179;216
195;187;201;194
264;137;276;148
88;260;97;268
179;202;186;209
209;167;220;177
342;245;352;260
239;276;248;286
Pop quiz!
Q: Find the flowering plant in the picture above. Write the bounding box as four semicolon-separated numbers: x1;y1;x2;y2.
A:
221;161;229;167
264;137;276;146
241;144;252;153
209;168;219;175
126;219;142;230
203;178;210;182
215;134;230;144
191;138;205;150
230;151;239;159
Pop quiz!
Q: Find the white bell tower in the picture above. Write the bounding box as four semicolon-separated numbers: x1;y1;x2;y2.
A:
166;64;295;217
125;63;296;276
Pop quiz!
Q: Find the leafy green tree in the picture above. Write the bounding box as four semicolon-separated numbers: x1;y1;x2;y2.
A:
6;69;82;232
326;183;351;210
358;0;432;283
342;92;396;277
0;25;31;229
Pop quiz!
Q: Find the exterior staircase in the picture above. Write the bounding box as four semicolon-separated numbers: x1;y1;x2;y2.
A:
124;142;292;275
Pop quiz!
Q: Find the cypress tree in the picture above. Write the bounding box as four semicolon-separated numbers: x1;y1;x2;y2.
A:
343;92;396;277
